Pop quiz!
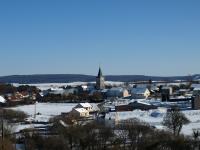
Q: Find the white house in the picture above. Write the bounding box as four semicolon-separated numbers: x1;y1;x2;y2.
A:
131;88;150;99
70;108;89;118
75;102;93;112
107;87;130;98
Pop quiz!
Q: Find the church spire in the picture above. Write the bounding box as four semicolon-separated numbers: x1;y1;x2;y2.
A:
96;66;105;90
97;67;103;77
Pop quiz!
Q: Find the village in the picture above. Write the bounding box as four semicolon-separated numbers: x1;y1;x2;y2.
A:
0;68;200;122
1;68;200;149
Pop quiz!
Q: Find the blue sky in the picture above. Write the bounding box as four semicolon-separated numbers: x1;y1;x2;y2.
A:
0;0;200;76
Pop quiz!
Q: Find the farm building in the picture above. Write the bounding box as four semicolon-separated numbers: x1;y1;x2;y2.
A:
115;101;157;112
70;108;89;118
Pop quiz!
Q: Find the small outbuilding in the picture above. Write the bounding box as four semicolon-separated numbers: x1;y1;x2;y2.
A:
70;108;89;118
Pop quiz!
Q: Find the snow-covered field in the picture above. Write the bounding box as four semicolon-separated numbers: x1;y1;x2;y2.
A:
13;81;124;90
9;103;78;133
106;109;200;136
13;82;89;90
9;101;200;136
11;103;77;116
9;102;99;122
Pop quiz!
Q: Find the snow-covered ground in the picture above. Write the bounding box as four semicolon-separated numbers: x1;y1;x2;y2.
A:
10;102;77;118
13;82;89;90
13;81;125;91
9;103;78;133
9;102;98;122
9;102;100;133
105;109;200;136
8;100;200;136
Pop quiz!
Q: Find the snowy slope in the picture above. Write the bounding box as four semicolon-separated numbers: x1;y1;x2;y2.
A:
106;109;200;136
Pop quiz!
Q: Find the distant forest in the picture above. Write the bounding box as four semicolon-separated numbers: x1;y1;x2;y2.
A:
0;74;199;84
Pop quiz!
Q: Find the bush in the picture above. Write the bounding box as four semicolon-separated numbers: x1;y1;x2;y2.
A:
2;109;28;122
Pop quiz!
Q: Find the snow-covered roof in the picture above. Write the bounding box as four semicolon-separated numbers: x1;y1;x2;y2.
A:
101;89;108;93
0;96;6;103
191;84;200;89
79;102;92;108
81;85;88;89
136;100;151;106
131;88;148;94
194;88;200;91
50;88;63;91
179;89;190;92
109;87;125;92
74;108;88;113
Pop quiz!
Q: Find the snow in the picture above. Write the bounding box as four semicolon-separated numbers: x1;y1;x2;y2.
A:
0;96;6;103
13;81;125;91
14;124;47;133
9;102;98;133
9;103;77;133
105;109;200;136
136;100;151;106
9;103;77;120
191;84;200;89
74;108;88;113
13;82;89;91
79;102;92;108
9;102;98;122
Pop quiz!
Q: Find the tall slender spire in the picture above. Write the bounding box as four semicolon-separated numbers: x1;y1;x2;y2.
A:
96;66;105;90
97;67;103;77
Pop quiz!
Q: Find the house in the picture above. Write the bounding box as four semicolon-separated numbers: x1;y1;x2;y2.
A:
161;87;173;101
191;84;200;89
161;87;173;95
193;88;200;96
49;88;65;95
178;89;190;96
77;85;89;93
107;87;130;98
131;88;150;99
70;108;89;118
63;88;79;96
6;92;23;102
75;103;93;112
115;100;157;111
192;96;200;110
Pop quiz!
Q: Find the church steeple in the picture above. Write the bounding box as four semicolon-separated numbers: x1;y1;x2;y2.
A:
97;67;103;78
96;67;105;90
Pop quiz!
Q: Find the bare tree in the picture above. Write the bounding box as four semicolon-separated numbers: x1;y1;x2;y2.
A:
162;107;190;136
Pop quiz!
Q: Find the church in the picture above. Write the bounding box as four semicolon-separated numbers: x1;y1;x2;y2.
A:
96;67;105;90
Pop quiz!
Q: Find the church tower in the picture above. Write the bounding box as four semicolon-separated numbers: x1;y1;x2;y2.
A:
96;67;105;90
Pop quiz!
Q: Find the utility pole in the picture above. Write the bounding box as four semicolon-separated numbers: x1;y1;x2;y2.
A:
34;101;38;119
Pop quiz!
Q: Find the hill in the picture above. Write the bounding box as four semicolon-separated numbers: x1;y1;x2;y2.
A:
0;74;199;84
